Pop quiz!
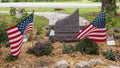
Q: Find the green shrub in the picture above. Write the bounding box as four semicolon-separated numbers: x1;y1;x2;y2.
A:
76;38;99;55
62;43;75;54
1;0;9;2
103;49;116;61
27;41;53;56
9;7;16;16
0;22;10;47
6;52;18;61
27;47;34;54
36;25;43;35
114;35;120;39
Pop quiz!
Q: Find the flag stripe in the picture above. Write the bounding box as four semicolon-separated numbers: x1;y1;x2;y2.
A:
24;23;33;34
80;26;96;39
88;32;106;36
9;35;23;43
10;37;23;48
11;41;23;52
7;13;34;56
9;33;22;40
7;26;23;56
88;36;106;40
7;29;20;35
7;26;18;32
77;24;93;38
89;38;106;42
8;31;21;38
11;47;21;56
76;12;106;42
88;34;106;37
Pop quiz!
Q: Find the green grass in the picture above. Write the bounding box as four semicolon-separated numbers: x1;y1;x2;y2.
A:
59;8;101;22
118;9;120;13
0;13;49;29
34;15;49;29
0;7;10;11
1;7;119;13
111;16;120;27
0;7;55;12
0;13;12;25
0;7;120;27
59;8;120;27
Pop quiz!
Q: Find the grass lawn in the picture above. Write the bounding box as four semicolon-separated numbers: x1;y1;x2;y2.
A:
0;13;49;30
0;7;55;12
0;7;120;27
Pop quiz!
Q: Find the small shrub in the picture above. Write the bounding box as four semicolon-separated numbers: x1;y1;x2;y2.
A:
114;27;120;33
36;25;43;35
76;38;99;55
6;52;18;61
0;22;10;47
114;35;120;39
27;41;53;56
27;47;34;54
62;43;74;54
9;7;16;16
103;49;116;61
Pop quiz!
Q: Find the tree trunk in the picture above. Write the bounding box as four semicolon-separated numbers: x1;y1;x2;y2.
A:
101;0;117;16
101;0;106;11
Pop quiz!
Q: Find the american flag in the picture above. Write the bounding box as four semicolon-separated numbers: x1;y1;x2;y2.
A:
7;13;34;56
107;35;114;41
76;12;106;42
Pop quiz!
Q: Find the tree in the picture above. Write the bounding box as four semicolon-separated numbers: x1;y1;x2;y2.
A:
1;0;9;2
101;0;117;16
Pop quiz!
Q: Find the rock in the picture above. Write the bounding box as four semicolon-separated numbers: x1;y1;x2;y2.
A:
37;66;49;68
11;66;16;68
75;61;91;68
107;65;120;68
89;58;104;66
55;60;70;68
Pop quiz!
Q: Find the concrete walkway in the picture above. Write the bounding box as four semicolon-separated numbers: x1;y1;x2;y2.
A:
0;11;89;26
0;3;119;8
0;3;101;8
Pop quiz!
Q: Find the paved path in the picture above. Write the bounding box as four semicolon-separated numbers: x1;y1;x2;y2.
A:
0;3;102;8
0;11;89;26
35;12;89;26
0;3;119;8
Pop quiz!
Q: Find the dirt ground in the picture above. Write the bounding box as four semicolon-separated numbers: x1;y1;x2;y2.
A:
0;36;120;68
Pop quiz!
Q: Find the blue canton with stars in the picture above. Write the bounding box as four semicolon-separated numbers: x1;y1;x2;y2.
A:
17;13;33;34
92;12;106;28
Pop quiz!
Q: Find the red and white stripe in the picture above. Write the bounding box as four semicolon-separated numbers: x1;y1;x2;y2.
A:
107;35;114;41
7;25;23;56
76;24;106;42
24;23;34;34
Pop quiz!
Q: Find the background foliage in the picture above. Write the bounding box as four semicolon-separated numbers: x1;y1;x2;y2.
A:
76;38;99;55
1;0;120;2
27;41;53;56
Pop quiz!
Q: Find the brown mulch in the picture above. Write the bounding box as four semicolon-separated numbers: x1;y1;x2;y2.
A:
0;36;120;68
